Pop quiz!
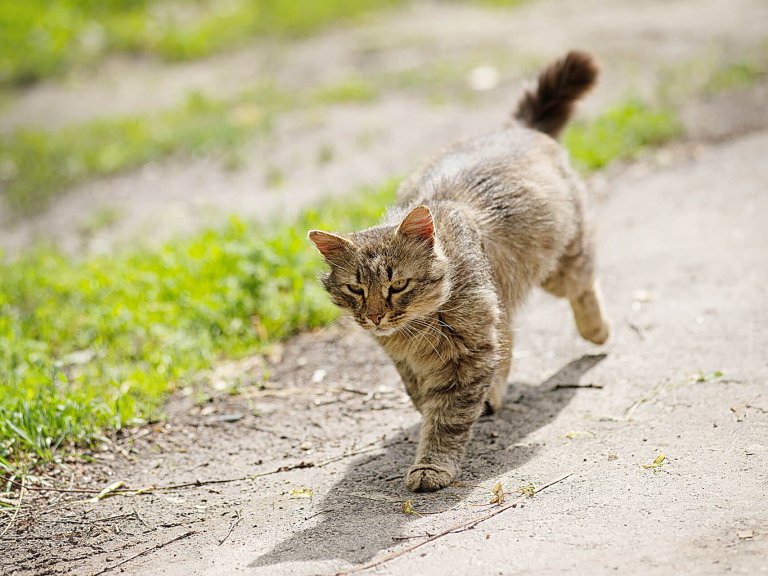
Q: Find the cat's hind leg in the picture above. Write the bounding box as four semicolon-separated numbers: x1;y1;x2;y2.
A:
485;322;512;414
542;230;610;345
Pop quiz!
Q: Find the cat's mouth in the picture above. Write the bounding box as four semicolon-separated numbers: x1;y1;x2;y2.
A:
371;325;397;337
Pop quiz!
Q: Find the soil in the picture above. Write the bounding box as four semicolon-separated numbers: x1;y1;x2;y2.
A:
2;1;768;575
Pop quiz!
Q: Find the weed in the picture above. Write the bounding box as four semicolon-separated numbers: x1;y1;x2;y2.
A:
703;61;765;94
0;0;406;87
311;78;378;105
564;100;682;171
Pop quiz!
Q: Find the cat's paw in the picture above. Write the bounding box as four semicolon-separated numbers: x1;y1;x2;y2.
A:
580;321;610;345
484;382;506;415
404;464;455;492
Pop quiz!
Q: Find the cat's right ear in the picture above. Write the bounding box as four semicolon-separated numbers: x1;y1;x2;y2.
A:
308;230;355;262
397;205;434;245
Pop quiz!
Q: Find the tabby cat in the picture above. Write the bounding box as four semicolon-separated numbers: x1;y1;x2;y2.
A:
309;51;609;492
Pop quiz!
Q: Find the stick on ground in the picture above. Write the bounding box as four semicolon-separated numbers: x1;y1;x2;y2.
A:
89;530;196;576
333;472;574;576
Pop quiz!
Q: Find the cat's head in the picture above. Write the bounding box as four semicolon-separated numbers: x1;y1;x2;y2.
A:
308;205;451;337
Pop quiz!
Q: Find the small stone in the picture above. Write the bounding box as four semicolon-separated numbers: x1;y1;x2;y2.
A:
211;413;244;423
311;369;327;383
467;65;499;91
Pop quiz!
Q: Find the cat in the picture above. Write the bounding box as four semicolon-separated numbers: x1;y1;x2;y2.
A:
308;51;610;492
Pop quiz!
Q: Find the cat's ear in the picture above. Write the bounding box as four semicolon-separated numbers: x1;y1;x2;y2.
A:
397;205;434;244
308;230;355;261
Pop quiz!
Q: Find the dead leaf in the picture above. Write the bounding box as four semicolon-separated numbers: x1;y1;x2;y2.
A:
91;481;125;502
490;482;505;505
642;454;666;471
402;499;418;515
289;487;313;499
518;483;536;498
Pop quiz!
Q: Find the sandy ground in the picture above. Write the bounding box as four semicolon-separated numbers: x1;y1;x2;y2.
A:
2;0;768;575
5;130;767;575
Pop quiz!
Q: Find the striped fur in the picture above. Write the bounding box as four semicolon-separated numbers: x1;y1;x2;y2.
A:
309;52;609;492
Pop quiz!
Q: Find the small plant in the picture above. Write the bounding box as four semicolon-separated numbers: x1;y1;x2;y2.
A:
564;100;682;171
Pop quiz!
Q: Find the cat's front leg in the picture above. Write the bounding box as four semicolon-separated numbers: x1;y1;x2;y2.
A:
405;381;489;492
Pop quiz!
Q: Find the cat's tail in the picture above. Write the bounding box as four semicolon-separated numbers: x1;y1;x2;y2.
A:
513;51;598;139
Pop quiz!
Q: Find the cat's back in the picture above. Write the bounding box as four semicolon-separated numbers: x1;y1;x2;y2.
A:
397;124;582;251
396;124;584;302
396;125;574;208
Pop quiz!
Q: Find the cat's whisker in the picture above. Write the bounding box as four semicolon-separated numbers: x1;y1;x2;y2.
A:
406;322;446;363
407;318;452;347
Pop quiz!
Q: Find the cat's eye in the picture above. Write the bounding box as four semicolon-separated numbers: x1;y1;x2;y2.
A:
389;278;409;293
346;284;365;295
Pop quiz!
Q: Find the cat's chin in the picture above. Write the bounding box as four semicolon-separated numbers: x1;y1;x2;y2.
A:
370;326;398;337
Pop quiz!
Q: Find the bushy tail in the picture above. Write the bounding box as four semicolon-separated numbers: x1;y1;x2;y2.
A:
513;51;598;139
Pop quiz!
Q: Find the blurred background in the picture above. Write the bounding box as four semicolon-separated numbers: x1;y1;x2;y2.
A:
1;0;766;254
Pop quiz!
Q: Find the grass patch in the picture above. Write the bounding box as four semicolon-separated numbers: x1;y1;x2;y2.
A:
0;72;386;216
0;87;287;215
311;78;379;105
702;61;765;94
0;0;405;87
0;180;397;466
474;0;527;7
564;100;682;171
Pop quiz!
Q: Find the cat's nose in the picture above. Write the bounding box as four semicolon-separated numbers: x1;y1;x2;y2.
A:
368;313;382;325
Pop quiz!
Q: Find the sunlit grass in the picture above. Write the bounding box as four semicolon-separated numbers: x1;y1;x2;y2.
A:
0;180;398;467
564;100;682;171
0;0;406;87
702;61;765;94
0;89;281;215
0;77;376;215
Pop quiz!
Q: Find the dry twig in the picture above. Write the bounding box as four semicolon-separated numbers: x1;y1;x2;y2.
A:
6;439;405;497
218;509;242;546
0;477;24;539
333;472;574;576
89;530;196;576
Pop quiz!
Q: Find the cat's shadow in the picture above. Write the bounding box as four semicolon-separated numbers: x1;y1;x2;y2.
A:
250;354;605;571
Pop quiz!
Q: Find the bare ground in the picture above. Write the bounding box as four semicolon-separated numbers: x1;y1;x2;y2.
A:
4;130;768;575
2;1;768;575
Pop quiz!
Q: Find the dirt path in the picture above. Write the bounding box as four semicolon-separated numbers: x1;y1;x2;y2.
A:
5;129;767;575
3;1;768;575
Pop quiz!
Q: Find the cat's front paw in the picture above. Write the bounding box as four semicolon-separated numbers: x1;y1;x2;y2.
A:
580;321;610;345
404;464;455;492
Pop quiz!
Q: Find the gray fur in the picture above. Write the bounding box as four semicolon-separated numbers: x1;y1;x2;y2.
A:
309;51;610;492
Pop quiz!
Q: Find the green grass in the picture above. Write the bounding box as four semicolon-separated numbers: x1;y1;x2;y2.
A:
0;0;405;87
0;69;388;216
0;87;286;215
0;181;397;467
1;90;682;217
311;78;379;105
564;100;682;171
0;75;384;216
702;61;765;94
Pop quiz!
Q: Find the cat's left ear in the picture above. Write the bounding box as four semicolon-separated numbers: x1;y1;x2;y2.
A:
308;230;355;261
397;205;434;245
